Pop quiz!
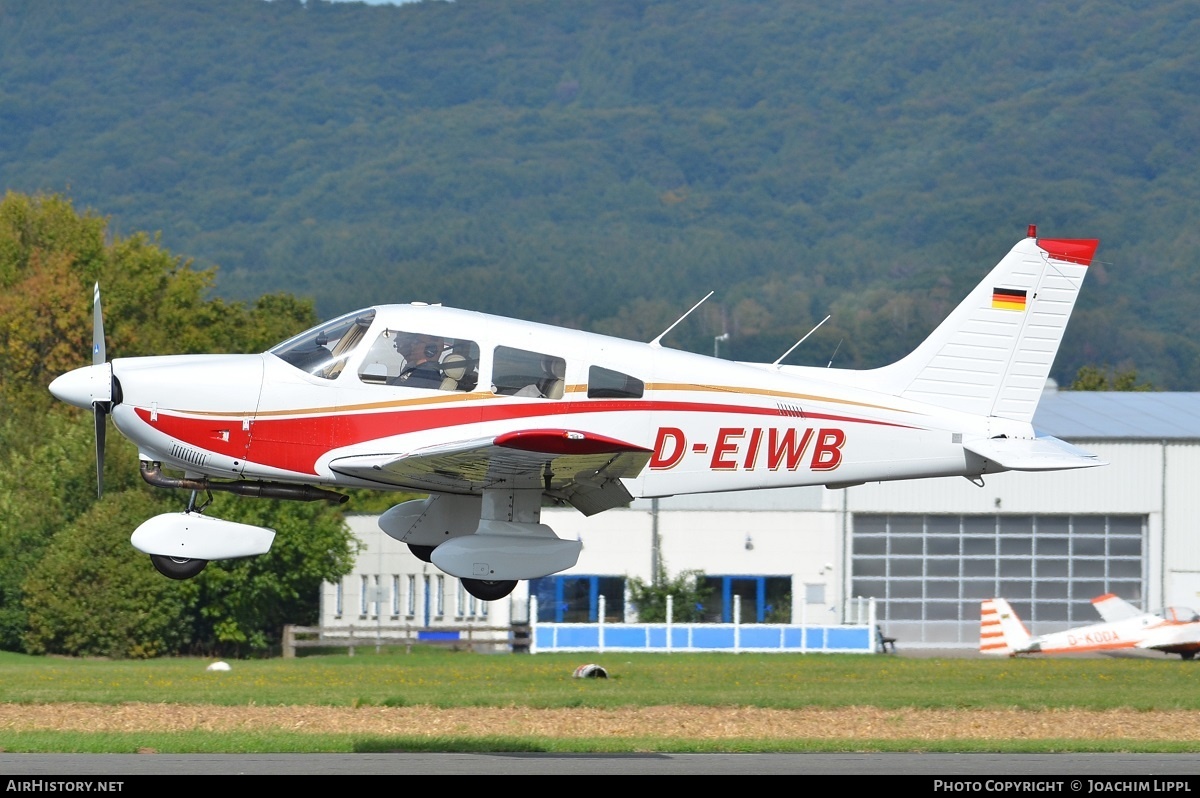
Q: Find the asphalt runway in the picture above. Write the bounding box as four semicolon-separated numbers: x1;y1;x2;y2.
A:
1;752;1198;776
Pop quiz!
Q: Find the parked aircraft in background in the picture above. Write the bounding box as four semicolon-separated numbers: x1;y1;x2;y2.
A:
980;595;1200;660
49;226;1103;600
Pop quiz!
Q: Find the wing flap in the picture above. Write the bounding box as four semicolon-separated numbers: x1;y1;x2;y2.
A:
329;428;651;515
964;435;1107;471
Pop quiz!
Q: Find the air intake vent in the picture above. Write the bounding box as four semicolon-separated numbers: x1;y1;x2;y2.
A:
170;443;208;468
777;403;805;418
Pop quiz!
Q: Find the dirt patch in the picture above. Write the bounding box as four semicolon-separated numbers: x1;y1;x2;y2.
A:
1;704;1198;741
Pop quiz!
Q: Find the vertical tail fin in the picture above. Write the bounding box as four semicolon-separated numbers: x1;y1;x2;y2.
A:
980;598;1032;655
865;229;1099;422
1091;593;1142;623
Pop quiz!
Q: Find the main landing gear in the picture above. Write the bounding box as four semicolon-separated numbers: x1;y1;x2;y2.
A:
406;542;515;600
461;578;518;601
407;544;435;563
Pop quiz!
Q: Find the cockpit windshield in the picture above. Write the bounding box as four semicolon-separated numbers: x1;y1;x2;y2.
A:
270;309;376;379
1162;607;1200;623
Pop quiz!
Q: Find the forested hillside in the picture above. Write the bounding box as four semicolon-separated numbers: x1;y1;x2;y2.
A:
2;0;1198;385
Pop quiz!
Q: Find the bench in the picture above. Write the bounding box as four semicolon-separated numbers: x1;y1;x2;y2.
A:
876;626;897;654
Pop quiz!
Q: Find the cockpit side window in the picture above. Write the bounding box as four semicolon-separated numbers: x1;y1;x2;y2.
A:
358;329;480;392
271;310;376;380
587;366;644;399
492;346;566;399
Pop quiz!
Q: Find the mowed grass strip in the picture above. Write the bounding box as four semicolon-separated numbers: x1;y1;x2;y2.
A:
2;648;1199;709
3;648;1200;752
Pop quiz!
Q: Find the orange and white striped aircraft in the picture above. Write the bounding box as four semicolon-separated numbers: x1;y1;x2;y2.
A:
980;595;1200;660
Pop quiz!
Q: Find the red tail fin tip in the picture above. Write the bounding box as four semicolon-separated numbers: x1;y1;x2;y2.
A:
1037;237;1100;266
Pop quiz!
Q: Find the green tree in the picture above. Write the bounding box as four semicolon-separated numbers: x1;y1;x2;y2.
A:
22;491;197;659
0;191;358;657
626;563;711;623
1069;365;1155;391
188;495;362;657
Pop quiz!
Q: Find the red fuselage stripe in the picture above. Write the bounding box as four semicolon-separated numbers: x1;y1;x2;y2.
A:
135;398;916;475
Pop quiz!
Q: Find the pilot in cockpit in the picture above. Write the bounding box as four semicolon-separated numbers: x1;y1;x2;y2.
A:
389;333;446;388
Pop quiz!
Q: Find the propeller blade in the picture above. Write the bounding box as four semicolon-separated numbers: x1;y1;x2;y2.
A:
92;282;108;496
92;282;105;366
94;403;107;498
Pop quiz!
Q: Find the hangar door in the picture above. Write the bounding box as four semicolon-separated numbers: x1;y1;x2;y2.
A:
852;514;1145;646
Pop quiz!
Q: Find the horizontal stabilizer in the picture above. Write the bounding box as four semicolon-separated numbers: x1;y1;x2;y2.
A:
964;435;1106;471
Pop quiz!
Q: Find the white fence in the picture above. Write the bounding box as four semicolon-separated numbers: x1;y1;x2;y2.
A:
528;596;880;654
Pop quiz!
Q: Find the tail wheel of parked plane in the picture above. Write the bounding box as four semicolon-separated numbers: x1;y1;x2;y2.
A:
461;578;517;601
407;544;434;563
150;555;209;580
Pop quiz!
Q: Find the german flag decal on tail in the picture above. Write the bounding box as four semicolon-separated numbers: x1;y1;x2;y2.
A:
992;287;1027;311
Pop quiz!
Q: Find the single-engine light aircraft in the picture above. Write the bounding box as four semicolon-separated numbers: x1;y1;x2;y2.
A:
50;226;1104;600
980;595;1200;660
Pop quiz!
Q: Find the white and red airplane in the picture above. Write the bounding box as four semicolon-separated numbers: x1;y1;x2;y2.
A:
981;595;1200;660
50;226;1104;600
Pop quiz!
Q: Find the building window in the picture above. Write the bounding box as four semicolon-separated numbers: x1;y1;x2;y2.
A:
530;576;627;622
699;575;792;623
804;583;826;605
335;580;344;618
435;575;445;618
359;575;369;617
406;575;416;619
391;575;401;617
456;582;467;618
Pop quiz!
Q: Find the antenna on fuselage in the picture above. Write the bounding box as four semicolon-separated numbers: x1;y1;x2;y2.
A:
649;291;713;348
826;338;842;368
771;314;831;368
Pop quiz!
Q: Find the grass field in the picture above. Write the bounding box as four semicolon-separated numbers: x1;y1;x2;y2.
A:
1;648;1199;753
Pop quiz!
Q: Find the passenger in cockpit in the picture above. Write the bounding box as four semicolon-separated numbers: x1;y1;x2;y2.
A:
390;333;445;388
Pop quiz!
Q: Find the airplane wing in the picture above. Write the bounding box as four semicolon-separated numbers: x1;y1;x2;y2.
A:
963;435;1107;471
329;429;652;516
1135;623;1200;652
1091;593;1143;623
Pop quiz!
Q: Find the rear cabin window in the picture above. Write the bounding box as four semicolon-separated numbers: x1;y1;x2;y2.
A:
587;366;644;399
492;346;566;399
